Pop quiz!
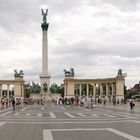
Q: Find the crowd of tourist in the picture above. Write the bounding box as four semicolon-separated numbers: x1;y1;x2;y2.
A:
1;97;21;110
23;98;46;105
0;96;136;111
55;97;106;108
54;96;131;109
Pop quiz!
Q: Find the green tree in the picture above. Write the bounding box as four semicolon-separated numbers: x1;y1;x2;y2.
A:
24;83;32;98
58;84;64;97
50;83;59;93
32;82;41;93
124;85;127;98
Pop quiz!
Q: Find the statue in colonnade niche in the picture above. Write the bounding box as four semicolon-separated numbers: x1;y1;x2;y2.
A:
50;83;59;93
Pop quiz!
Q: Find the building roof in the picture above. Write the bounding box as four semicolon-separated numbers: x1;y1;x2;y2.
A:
133;81;140;90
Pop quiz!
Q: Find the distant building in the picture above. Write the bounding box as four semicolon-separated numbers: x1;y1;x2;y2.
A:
132;81;140;92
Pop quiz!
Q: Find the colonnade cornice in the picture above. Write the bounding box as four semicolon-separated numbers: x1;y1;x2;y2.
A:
64;78;117;83
0;80;15;85
0;80;24;85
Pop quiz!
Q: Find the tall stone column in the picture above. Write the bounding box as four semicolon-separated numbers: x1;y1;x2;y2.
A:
40;9;51;100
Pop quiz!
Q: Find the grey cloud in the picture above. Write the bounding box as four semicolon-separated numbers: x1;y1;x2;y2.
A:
86;0;140;12
0;0;140;88
52;39;140;59
42;0;83;14
111;57;140;68
101;0;140;12
93;12;111;18
0;0;41;33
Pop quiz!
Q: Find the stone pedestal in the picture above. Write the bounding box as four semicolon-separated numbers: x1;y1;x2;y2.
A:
14;77;24;98
116;76;125;100
40;75;51;100
64;76;75;97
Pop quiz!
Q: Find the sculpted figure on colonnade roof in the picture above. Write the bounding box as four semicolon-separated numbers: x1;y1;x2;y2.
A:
64;68;74;77
14;70;24;78
118;69;123;76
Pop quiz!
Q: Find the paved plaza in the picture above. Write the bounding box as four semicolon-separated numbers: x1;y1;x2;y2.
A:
0;103;140;140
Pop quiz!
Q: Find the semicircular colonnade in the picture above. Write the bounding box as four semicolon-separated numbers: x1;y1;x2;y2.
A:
64;75;125;101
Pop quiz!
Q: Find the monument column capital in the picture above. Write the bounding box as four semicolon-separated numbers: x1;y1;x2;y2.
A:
41;9;49;31
41;23;49;31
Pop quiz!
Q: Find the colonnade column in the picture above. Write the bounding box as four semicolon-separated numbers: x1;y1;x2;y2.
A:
86;84;89;97
0;84;2;97
112;83;115;96
111;83;113;96
21;83;24;97
100;83;103;97
79;84;81;96
64;83;67;96
114;83;116;96
106;83;109;97
7;84;10;97
93;84;96;98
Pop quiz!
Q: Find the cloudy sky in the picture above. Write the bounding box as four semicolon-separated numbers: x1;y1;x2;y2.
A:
0;0;140;88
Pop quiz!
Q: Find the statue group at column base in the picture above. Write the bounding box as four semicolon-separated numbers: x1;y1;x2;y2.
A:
40;92;52;101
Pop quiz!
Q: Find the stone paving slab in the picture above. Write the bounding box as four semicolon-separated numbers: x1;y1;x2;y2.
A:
0;104;140;140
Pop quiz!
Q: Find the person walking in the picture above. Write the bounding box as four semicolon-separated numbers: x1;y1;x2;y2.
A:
129;99;133;110
129;98;136;110
132;98;135;109
12;97;16;111
1;98;5;109
5;98;8;108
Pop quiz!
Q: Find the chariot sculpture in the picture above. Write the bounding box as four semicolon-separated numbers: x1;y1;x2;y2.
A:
14;70;24;78
64;68;74;77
